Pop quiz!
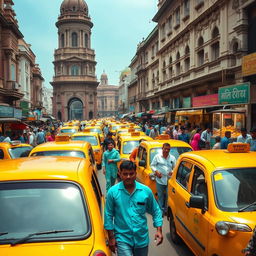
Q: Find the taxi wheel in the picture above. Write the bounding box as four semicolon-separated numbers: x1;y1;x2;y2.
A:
97;164;102;170
169;217;181;244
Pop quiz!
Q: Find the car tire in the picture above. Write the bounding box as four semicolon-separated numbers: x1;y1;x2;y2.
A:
97;164;102;170
169;215;181;244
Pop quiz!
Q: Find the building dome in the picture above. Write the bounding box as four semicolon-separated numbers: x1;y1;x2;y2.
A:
120;67;131;80
100;71;108;86
60;0;88;16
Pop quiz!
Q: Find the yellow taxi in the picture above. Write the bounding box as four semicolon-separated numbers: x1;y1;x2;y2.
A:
82;127;104;142
136;135;192;197
0;141;33;159
29;135;97;172
59;126;79;135
116;132;153;167
71;132;103;170
0;156;111;256
167;143;256;256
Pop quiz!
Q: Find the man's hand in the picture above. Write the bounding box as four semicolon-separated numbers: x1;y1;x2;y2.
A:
108;237;117;253
155;170;162;178
154;228;163;246
108;159;114;163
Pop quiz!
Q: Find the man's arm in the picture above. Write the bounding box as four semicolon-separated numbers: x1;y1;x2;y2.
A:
112;151;121;163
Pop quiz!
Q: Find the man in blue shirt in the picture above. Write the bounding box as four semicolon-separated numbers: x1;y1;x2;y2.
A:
178;126;190;143
104;160;163;256
221;131;231;149
247;128;256;151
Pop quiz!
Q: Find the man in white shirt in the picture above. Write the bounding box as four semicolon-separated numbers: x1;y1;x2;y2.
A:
200;127;212;149
237;128;251;143
150;143;176;216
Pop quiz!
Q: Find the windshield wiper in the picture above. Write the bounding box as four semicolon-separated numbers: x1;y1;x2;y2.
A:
0;232;8;236
239;201;256;212
11;229;74;246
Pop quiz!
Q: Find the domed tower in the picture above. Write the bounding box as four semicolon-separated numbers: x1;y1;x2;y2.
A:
51;0;99;121
100;71;108;86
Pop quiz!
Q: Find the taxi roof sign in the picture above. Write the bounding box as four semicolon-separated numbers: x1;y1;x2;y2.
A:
227;143;250;153
157;134;170;140
128;128;135;132
131;132;140;136
83;129;91;132
55;135;70;142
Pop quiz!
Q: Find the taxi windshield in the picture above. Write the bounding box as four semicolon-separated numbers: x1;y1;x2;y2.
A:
9;146;33;158
88;128;102;134
150;147;192;163
213;168;256;212
31;150;85;158
122;141;139;154
60;129;76;133
0;182;90;245
72;136;98;146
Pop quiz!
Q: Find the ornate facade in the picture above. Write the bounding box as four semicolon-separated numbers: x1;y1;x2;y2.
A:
51;0;98;121
97;72;119;117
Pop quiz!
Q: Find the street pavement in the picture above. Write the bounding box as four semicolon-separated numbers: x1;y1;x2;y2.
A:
97;168;195;256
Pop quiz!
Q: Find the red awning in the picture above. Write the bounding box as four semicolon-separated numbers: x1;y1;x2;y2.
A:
147;110;155;114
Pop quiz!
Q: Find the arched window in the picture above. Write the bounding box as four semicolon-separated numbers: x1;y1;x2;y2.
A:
185;45;190;55
71;65;79;76
162;61;167;81
212;27;219;39
72;32;78;47
68;98;83;120
198;36;204;47
176;51;180;60
84;33;88;48
61;34;65;48
169;56;172;64
211;27;220;61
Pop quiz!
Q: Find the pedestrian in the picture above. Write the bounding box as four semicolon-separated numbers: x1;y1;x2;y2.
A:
3;133;11;142
178;126;190;143
0;132;5;142
47;130;55;142
237;128;252;143
149;126;159;139
190;128;202;151
247;128;256;151
212;136;221;149
104;160;163;256
172;125;179;140
200;126;212;149
150;143;176;216
103;132;116;151
220;131;231;149
189;125;199;144
36;128;46;145
102;142;120;192
129;139;145;162
103;125;109;137
243;226;256;255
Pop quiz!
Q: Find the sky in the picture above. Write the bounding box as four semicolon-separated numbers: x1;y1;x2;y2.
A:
13;0;158;88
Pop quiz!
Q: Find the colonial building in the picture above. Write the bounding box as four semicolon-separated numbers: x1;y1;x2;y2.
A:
42;86;53;115
51;0;98;121
0;0;24;118
128;0;256;129
97;71;119;117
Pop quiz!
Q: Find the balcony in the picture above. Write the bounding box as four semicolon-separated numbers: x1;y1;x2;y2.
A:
52;75;97;83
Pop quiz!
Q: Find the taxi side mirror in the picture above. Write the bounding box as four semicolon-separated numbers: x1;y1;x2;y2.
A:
189;195;205;212
139;160;146;167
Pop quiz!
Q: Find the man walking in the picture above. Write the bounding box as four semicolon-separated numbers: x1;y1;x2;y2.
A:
150;143;176;215
104;160;163;256
103;132;116;151
220;131;231;149
102;142;120;192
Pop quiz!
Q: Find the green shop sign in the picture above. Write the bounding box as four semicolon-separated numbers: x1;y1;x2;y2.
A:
218;83;250;104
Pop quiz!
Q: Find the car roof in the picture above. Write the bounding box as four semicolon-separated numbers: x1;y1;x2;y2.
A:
180;150;256;170
141;139;192;148
0;142;32;148
0;156;91;182
30;140;91;152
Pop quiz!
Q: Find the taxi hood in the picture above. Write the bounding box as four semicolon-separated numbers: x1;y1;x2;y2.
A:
0;242;94;256
226;212;256;230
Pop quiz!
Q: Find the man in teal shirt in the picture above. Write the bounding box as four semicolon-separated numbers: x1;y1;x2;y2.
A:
102;142;120;192
104;160;163;256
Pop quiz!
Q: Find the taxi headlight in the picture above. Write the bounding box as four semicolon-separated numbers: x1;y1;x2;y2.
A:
215;221;251;236
149;173;156;181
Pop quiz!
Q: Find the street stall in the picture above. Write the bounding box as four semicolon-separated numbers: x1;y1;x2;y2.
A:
211;109;246;138
175;109;204;126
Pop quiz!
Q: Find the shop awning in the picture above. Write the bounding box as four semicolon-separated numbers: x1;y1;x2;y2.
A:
0;118;22;123
136;112;145;118
175;109;203;116
40;117;49;122
120;113;131;118
152;114;165;119
147;110;155;114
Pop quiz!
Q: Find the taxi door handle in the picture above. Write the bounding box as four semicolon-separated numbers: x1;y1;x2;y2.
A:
172;188;175;194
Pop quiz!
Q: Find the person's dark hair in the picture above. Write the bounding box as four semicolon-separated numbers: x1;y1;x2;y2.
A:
251;127;256;133
196;128;202;133
241;128;247;132
139;139;145;143
225;131;231;136
193;125;199;129
120;160;136;172
107;141;114;146
175;125;178;129
180;126;185;130
215;136;221;142
162;143;171;148
107;132;113;136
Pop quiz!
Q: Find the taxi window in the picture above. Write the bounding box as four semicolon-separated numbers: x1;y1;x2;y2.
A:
122;141;139;154
176;161;193;190
0;149;4;159
0;182;90;244
72;136;98;146
150;147;192;164
31;150;85;158
9;146;33;159
213;168;256;212
91;172;102;212
137;146;144;160
89;128;102;134
88;148;95;165
60;129;76;133
191;166;208;208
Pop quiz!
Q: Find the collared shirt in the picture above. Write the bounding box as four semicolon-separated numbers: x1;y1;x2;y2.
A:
178;133;189;143
150;153;176;185
200;130;212;142
220;136;230;149
237;134;252;143
104;181;162;248
247;138;256;151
